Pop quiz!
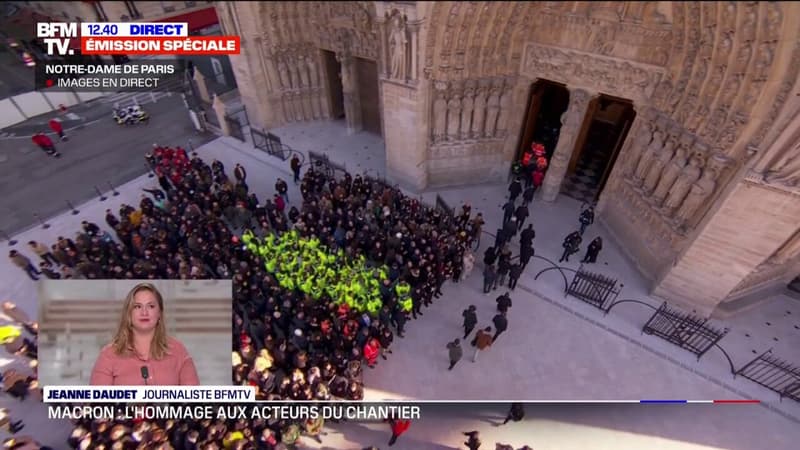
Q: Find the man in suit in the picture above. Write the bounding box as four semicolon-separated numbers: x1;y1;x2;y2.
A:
462;305;478;339
492;312;508;343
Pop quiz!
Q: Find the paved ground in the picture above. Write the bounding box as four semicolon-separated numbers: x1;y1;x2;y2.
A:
0;49;36;98
0;120;799;449
0;94;215;236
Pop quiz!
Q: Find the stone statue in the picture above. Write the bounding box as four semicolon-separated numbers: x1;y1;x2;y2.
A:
651;145;688;205
471;88;487;139
389;14;407;79
288;59;300;89
460;89;474;140
663;156;703;214
675;168;717;227
306;55;320;87
642;136;676;195
299;57;310;88
484;87;501;138
495;88;512;137
624;113;656;177
447;95;462;141
432;89;448;143
632;129;664;187
277;60;291;90
763;144;800;187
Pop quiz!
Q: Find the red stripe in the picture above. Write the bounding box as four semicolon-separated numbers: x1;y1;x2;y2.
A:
713;400;760;404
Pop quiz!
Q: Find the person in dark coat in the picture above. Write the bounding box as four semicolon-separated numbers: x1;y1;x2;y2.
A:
464;430;481;450
483;264;497;294
520;224;535;248
508;177;522;202
579;205;595;235
496;256;510;288
508;262;522;290
582;236;603;263
234;163;247;182
391;308;407;338
514;204;529;232
290;155;302;183
503;217;518;241
519;243;535;271
496;292;512;313
522;185;535;205
502;200;516;225
559;231;582;263
462;305;478;339
492;312;508;343
446;338;463;370
501;403;525;425
484;246;497;266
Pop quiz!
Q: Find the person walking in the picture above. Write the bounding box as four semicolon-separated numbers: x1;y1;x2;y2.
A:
446;338;463;370
559;231;582;263
496;292;512;313
492;312;508;343
387;418;411;446
48;118;66;141
520;224;536;248
502;199;515;225
582;236;603;263
508;262;522;290
514;203;529;232
290;155;302;184
9;250;40;281
32;133;59;157
522;184;535;205
462;305;477;339
532;167;545;192
508;177;523;202
275;178;289;203
496;256;510;288
501;403;525;425
519;243;535;271
471;327;493;362
464;430;482;450
234;163;247;183
579;205;595;235
482;264;497;294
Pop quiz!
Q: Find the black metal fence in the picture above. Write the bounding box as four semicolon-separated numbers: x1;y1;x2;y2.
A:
435;194;455;218
308;151;347;179
252;129;288;160
735;349;800;402
642;302;729;361
225;106;247;142
566;266;621;311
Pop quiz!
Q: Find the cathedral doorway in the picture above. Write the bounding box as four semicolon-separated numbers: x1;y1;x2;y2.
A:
515;80;570;167
561;95;635;204
322;50;345;120
355;57;382;136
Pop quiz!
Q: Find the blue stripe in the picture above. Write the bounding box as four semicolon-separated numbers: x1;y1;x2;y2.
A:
640;400;687;403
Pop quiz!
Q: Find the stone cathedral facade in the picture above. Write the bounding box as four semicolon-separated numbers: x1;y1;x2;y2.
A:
216;1;800;317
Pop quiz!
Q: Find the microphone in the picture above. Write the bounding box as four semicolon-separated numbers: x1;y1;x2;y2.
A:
140;366;150;385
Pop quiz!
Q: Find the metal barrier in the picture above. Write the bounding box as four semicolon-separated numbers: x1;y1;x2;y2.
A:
252;129;287;160
308;151;346;179
735;349;800;402
435;194;455;218
642;302;729;361
566;265;621;311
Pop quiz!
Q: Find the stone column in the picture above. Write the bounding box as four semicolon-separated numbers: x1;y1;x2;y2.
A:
193;69;211;104
338;53;363;134
540;88;593;202
409;23;420;83
212;94;230;136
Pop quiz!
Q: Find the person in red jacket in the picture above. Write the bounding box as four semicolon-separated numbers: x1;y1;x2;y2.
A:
363;338;380;368
387;418;411;446
48;118;67;140
32;133;60;157
532;168;545;191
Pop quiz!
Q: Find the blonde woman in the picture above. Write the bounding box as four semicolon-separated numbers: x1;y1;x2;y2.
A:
90;283;199;385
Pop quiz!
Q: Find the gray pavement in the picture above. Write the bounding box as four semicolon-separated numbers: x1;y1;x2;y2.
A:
0;94;215;236
0;49;36;98
0;120;799;449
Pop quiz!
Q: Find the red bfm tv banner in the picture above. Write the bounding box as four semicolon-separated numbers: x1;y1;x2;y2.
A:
37;22;240;56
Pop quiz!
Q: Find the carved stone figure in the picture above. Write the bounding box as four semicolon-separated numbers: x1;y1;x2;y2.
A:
663;156;703;214
642;136;676;195
651;146;688;205
277;59;291;90
288;59;301;89
632;130;665;187
764;143;800;187
389;14;408;79
675;168;717;227
432;88;448;143
484;87;501;138
625;113;656;176
447;95;462;141
306;55;319;87
299;57;310;88
471;87;487;139
495;87;512;137
460;88;474;140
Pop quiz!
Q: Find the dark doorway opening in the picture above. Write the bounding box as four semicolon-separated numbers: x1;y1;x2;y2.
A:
322;50;345;119
355;57;381;136
561;95;635;204
515;80;570;164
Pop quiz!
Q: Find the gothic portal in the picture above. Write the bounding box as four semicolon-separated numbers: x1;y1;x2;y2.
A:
218;2;800;317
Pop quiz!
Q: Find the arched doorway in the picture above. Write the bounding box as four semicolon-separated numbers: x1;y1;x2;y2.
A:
515;80;570;165
562;95;635;204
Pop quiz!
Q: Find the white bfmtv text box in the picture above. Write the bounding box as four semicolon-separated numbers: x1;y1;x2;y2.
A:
81;22;189;37
44;386;255;403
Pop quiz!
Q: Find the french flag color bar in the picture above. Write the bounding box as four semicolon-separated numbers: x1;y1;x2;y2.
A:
639;399;760;404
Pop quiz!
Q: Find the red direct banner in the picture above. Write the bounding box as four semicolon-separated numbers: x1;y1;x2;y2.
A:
81;36;241;55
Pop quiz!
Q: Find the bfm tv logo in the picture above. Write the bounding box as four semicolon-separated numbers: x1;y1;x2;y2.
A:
37;23;78;56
